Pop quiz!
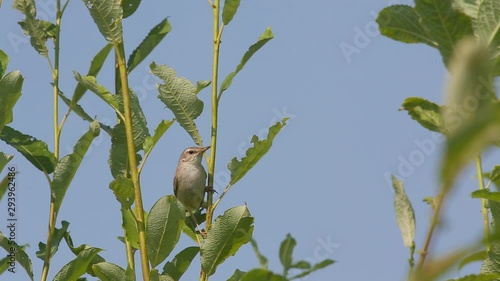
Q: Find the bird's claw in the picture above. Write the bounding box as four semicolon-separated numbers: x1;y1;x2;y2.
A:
205;186;218;194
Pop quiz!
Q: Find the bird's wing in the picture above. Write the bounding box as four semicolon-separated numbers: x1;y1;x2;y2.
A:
173;175;178;196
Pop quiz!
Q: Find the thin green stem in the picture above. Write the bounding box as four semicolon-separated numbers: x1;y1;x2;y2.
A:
205;0;221;236
416;192;446;270
202;1;221;280
212;184;231;210
476;155;490;251
114;41;150;281
40;202;57;281
41;2;62;279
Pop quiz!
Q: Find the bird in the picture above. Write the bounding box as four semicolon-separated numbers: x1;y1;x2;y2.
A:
173;146;210;237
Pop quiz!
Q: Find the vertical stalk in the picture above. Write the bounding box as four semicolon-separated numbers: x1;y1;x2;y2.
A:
40;203;56;281
476;156;490;250
41;1;61;280
202;1;221;281
205;0;221;234
114;41;150;281
416;192;446;270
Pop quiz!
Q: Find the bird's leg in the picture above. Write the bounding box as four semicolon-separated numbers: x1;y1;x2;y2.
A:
189;212;207;241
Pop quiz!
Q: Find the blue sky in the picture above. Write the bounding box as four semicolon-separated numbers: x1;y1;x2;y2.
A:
1;0;499;280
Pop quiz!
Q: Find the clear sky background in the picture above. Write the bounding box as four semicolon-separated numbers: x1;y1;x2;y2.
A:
1;0;499;280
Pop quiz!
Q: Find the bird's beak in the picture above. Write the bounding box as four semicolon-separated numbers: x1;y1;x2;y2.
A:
201;146;211;152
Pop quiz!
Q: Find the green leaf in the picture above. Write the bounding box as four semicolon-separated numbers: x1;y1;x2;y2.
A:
109;177;134;209
400;97;444;133
36;221;70;261
180;210;206;243
289;259;334;280
0;153;13;202
444;108;500;187
448;274;500;281
472;189;500;202
459;250;487;270
12;0;35;17
116;90;150;150
52;247;102;281
109;123;128;178
279;233;296;275
222;0;241;25
151;269;171;281
92;262;127;281
0;152;13;174
162;246;200;280
489;200;500;234
147;195;185;268
444;39;496;113
0;174;10;202
122;0;141;18
486;166;500;189
377;5;436;45
51;120;100;212
227;269;246;281
219;28;273;96
240;269;286;281
103;92;147;177
249;238;268;269
441;38;500;190
61;233;106;277
483;245;500;275
73;72;120;110
379;1;474;66
228;119;287;186
195;80;211;95
201;205;254;276
453;0;479;18
58;90;113;135
83;0;123;44
290;260;310;270
125;265;135;281
13;0;55;57
0;69;23;132
127;18;172;73
143;119;174;156
151;62;204;145
0;126;56;174
0;50;9;77
0;232;34;280
72;44;113;106
415;0;473;65
121;208;140;249
474;0;500;51
0;255;10;275
391;175;416;248
482;201;500;273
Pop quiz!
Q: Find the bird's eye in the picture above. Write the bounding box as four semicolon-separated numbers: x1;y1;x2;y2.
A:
188;150;194;154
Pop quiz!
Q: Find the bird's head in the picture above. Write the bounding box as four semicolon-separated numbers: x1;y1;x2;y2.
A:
179;146;210;164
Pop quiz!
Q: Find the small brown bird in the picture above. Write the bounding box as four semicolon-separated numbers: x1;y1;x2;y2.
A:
173;146;210;237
